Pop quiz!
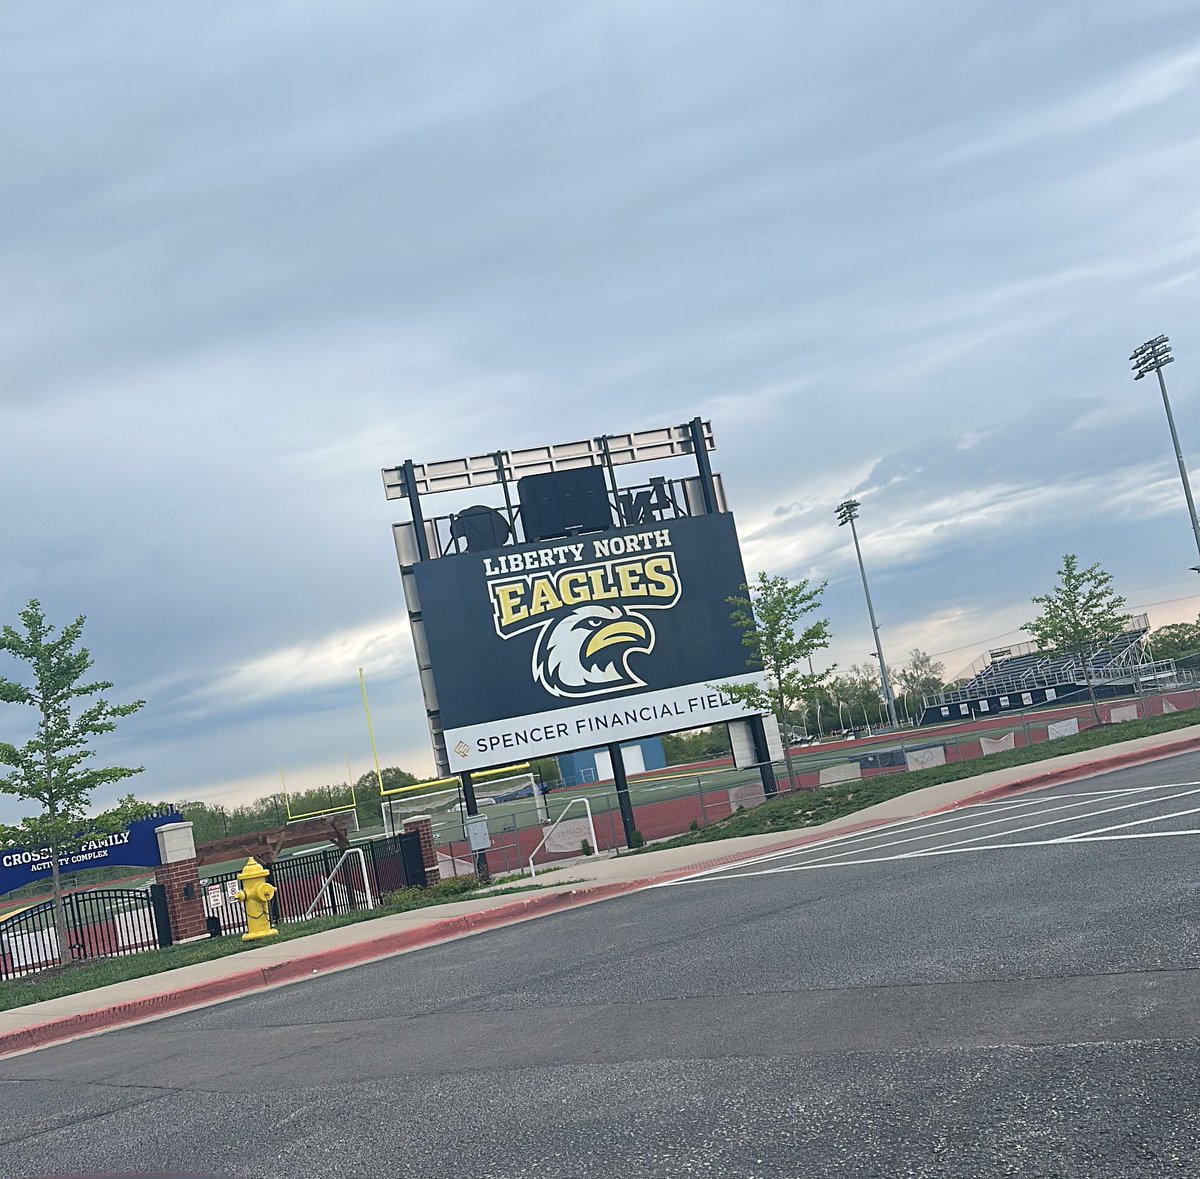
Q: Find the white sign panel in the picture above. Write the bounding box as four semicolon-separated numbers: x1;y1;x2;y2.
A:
760;713;785;762
819;762;861;786
543;817;592;854
728;715;784;768
904;746;946;771
445;673;766;772
728;719;756;769
3;928;58;969
980;732;1015;755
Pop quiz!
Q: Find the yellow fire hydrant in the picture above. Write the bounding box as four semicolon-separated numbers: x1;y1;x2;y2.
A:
234;856;279;942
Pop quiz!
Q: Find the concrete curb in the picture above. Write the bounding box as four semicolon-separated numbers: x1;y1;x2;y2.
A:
5;727;1199;1057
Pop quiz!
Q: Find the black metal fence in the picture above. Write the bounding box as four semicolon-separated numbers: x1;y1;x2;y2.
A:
202;834;426;936
0;887;164;981
0;835;430;978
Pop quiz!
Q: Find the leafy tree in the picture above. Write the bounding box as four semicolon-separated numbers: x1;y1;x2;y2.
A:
662;726;732;766
355;767;418;797
172;799;230;844
528;758;560;786
0;601;146;964
173;766;430;847
828;663;884;730
1026;554;1129;725
805;683;841;736
1148;618;1200;664
894;648;947;723
717;571;832;787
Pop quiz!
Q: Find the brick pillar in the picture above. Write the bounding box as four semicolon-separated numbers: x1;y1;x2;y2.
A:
155;822;208;943
402;814;440;885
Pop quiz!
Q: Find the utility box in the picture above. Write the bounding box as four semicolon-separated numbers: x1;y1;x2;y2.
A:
464;814;491;853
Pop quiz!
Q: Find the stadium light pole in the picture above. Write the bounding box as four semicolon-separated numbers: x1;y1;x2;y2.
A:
1131;335;1200;571
836;499;900;728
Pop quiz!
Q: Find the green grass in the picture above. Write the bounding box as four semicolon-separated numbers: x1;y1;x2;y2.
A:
0;875;548;1013
647;707;1200;851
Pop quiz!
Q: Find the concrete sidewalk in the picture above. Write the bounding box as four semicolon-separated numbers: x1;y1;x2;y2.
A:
3;721;1199;1056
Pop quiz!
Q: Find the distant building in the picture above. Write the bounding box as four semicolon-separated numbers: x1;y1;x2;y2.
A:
556;737;666;785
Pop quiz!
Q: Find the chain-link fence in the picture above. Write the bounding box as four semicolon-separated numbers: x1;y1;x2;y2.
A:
438;686;1200;876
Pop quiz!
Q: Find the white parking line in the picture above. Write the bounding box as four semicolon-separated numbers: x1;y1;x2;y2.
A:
680;825;1200;880
1059;803;1200;840
659;788;1107;884
744;789;1192;874
888;785;1200;857
659;781;1200;886
657;801;1040;884
1057;829;1200;843
964;785;1166;808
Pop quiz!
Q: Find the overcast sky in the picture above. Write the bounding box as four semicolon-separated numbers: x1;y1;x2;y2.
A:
3;1;1200;820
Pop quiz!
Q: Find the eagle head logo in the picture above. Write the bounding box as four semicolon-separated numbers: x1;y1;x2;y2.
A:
532;604;653;698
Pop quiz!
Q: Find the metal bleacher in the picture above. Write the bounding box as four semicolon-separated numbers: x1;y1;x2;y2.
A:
919;613;1186;724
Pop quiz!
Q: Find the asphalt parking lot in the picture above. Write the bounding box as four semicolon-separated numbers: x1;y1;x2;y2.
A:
0;754;1196;1179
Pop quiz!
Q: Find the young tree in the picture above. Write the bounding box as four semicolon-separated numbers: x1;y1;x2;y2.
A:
717;571;832;788
1026;554;1129;725
0;601;146;964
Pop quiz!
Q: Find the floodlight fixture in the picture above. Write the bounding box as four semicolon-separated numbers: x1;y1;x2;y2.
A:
1130;335;1173;380
835;499;860;527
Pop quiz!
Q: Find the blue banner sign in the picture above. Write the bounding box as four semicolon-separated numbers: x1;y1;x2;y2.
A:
0;812;183;897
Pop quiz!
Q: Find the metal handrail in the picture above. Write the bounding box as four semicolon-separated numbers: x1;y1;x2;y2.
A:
303;847;374;918
527;798;598;879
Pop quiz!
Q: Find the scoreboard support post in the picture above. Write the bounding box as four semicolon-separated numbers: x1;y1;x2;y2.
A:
459;770;491;883
609;743;637;848
749;714;779;797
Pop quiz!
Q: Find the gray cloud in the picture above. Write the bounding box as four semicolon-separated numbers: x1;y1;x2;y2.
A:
2;1;1199;819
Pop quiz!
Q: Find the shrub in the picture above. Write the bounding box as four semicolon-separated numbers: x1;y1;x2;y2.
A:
580;839;594;856
630;829;645;849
